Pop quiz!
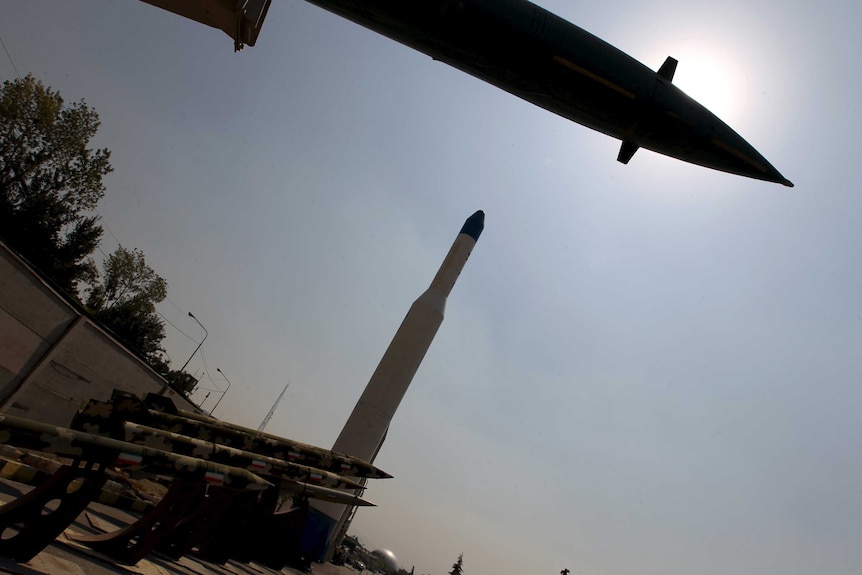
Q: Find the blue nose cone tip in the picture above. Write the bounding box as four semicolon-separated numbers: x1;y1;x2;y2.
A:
460;210;485;241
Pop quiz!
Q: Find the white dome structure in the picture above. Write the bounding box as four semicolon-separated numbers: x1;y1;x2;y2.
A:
372;549;398;571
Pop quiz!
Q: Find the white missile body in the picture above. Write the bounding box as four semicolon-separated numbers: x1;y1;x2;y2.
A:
310;210;484;554
333;209;484;462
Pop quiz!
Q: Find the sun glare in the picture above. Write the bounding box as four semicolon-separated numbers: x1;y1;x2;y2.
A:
649;39;749;126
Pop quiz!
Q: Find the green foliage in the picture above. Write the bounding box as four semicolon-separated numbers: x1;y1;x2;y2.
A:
86;246;168;368
0;75;111;294
449;553;464;575
86;246;167;310
1;75;176;376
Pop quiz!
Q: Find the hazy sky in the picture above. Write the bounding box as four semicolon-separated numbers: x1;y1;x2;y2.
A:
3;1;861;574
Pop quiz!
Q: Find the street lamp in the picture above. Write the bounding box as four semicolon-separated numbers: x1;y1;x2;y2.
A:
211;368;232;417
161;312;207;396
178;312;207;373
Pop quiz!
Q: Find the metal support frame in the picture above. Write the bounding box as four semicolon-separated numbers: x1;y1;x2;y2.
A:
0;461;108;561
70;476;207;564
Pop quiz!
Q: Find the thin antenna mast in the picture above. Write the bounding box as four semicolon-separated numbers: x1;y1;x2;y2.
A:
258;383;289;432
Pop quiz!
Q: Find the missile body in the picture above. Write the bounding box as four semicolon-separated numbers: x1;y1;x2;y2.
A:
279;479;375;507
117;422;365;489
73;393;392;479
173;409;392;478
331;209;484;464
301;0;792;186
332;211;485;463
140;0;271;50
0;414;272;491
306;210;484;559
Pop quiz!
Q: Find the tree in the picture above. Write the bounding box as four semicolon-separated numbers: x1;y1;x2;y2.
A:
86;246;168;368
0;75;112;294
449;553;464;575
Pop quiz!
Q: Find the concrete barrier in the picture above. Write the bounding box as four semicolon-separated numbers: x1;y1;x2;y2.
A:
0;242;195;426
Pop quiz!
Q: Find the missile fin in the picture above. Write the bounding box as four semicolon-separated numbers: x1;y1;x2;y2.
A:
617;140;639;164
657;57;678;82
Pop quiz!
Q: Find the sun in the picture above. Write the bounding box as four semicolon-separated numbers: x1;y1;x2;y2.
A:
648;38;749;126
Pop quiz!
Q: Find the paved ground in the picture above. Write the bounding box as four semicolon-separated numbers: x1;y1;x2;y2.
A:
0;479;356;575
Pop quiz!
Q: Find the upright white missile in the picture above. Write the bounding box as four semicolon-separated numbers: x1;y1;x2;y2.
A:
332;209;484;462
309;210;484;556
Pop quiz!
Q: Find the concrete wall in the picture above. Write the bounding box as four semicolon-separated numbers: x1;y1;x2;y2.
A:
0;242;194;426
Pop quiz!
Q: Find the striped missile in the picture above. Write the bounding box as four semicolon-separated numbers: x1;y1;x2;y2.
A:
72;395;391;479
278;479;376;507
0;414;271;491
173;409;392;479
118;422;365;489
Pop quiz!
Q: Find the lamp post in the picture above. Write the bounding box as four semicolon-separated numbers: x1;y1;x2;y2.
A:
178;312;207;373
211;368;232;416
161;312;207;396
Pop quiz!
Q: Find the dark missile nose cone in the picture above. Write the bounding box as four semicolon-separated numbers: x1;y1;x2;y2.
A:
460;210;485;241
703;116;794;187
694;126;794;187
639;81;793;187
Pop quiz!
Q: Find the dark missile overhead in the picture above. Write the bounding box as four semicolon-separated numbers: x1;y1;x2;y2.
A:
140;0;793;186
